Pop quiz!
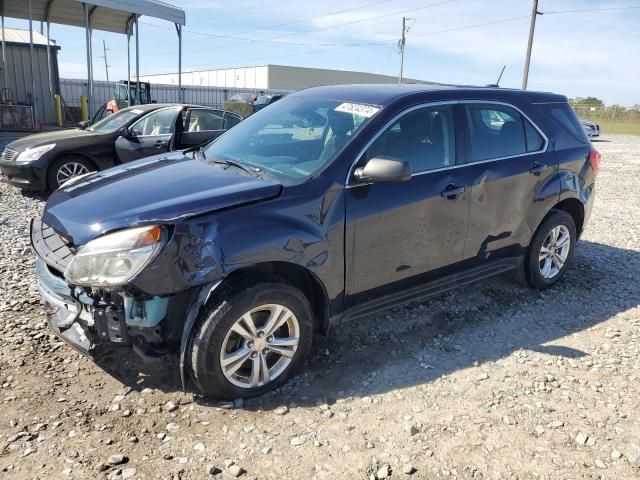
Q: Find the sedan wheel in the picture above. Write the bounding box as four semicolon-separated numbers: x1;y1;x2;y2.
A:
56;161;91;186
47;156;96;191
220;304;300;389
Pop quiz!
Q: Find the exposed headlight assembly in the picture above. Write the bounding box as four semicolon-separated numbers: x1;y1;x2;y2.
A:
15;143;56;162
64;226;165;288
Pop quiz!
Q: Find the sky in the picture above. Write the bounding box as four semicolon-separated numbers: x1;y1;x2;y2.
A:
4;0;640;105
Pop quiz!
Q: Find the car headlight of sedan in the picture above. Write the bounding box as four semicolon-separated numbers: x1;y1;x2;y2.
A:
64;226;165;288
15;143;56;162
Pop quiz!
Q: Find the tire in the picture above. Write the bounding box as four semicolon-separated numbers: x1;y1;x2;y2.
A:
524;210;577;289
189;280;314;399
47;156;95;191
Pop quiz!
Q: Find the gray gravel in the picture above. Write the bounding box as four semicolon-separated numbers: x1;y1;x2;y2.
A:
1;134;639;479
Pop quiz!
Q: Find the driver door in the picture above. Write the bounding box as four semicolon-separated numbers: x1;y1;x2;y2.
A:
345;103;471;308
115;108;179;163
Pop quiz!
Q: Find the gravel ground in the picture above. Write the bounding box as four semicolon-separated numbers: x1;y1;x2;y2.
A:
0;134;639;480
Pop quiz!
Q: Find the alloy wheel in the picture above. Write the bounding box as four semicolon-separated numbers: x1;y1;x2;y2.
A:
56;162;91;186
220;304;300;389
538;225;571;279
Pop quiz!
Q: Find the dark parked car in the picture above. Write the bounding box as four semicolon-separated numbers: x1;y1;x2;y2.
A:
253;94;284;112
0;104;243;191
31;84;599;399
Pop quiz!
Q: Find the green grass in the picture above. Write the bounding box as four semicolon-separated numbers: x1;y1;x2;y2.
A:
599;122;640;135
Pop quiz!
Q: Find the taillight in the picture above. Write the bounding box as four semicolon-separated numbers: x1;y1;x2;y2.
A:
589;148;601;177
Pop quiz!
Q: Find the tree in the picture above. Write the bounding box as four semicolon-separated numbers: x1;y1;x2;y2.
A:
570;97;605;109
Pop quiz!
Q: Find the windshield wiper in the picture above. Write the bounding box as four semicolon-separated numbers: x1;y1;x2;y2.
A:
198;148;261;178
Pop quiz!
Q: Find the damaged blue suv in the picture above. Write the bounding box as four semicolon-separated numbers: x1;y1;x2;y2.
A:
32;84;599;398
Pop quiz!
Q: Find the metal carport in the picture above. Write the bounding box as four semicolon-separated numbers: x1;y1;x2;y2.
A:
0;0;185;124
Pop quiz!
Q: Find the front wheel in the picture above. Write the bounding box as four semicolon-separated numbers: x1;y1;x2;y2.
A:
189;281;314;399
47;156;95;191
524;210;577;289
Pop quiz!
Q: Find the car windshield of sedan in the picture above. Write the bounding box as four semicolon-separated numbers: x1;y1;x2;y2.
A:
202;96;380;181
88;108;143;134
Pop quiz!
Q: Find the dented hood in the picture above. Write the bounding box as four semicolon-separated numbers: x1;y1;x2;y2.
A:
43;153;283;245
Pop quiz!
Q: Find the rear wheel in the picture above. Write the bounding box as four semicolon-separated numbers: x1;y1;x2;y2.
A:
47;156;95;190
524;210;577;289
189;281;313;399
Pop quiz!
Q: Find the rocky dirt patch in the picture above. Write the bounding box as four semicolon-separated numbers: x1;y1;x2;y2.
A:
1;135;639;479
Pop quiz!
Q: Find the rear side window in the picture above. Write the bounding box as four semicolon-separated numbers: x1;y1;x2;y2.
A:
188;110;223;132
465;103;545;162
536;102;589;144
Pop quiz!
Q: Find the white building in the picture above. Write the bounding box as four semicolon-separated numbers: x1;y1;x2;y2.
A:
140;64;435;91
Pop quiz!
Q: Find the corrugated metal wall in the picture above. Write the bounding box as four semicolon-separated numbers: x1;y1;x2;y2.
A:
0;43;60;125
60;78;290;111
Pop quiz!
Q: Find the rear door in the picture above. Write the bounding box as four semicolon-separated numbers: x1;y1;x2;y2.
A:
345;103;472;307
178;108;226;149
461;101;558;262
115;107;179;163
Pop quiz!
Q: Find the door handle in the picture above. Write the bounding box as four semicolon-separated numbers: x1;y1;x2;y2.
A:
154;140;168;147
529;162;549;175
440;184;465;199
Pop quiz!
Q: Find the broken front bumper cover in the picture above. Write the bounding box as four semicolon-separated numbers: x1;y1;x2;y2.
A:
35;257;174;359
35;257;95;354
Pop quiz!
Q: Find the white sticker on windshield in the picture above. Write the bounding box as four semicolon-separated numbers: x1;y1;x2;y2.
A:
131;109;144;114
334;102;380;118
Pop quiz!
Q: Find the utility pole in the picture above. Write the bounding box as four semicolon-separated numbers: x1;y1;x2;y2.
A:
101;39;110;83
522;0;542;90
398;16;406;84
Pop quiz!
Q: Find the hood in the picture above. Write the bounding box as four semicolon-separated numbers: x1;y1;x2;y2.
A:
8;129;94;151
43;153;283;245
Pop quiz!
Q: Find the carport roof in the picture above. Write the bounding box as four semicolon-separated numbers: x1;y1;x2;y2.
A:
1;0;185;34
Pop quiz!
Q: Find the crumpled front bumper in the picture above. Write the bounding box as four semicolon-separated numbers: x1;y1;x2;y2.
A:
35;257;95;354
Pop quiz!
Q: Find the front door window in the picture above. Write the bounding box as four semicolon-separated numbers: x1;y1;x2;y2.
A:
130;109;176;137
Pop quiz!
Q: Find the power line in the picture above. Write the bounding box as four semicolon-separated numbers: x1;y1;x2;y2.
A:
186;0;398;38
139;22;350;48
137;4;639;75
543;5;640;15
144;14;533;74
141;0;464;52
139;0;398;49
253;0;463;43
406;14;531;40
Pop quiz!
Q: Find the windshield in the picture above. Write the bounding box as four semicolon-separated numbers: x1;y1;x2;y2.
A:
89;108;142;133
202;96;379;181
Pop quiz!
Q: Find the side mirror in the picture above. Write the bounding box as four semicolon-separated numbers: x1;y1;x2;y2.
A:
119;126;131;138
77;120;89;130
354;156;411;183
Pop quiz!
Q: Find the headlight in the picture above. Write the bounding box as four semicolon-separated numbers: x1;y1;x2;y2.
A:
64;226;165;288
15;143;56;162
